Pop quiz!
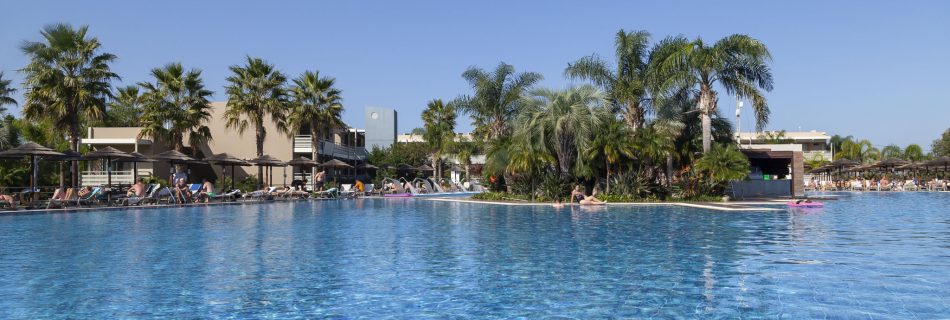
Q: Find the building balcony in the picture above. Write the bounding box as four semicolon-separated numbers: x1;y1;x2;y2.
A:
293;135;368;161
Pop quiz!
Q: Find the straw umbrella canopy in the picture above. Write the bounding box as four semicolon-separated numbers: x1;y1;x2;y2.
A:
924;156;950;172
357;162;378;170
205;153;251;191
395;164;416;171
152;150;198;183
114;151;156;183
320;159;353;169
84;147;134;199
248;155;286;188
447;164;464;172
49;150;86;189
288;156;318;168
416;164;435;171
874;158;909;171
0;142;65;201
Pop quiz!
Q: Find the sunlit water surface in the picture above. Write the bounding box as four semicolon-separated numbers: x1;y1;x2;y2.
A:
0;192;947;318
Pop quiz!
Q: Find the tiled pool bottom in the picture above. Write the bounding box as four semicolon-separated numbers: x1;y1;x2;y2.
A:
0;193;946;318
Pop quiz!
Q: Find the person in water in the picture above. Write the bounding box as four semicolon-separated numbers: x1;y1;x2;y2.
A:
571;185;606;205
795;198;813;204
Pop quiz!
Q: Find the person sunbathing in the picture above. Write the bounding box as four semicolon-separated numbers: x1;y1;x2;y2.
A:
571;185;606;205
126;180;146;198
174;178;191;203
76;186;92;199
0;191;17;209
194;179;215;203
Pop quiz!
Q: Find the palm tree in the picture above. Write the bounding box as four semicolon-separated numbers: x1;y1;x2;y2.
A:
20;24;119;186
585;118;636;193
224;56;289;183
451;135;481;181
0;72;16;115
903;144;924;162
516;85;606;177
421;99;456;179
287;70;344;183
455;62;542;142
836;138;879;163
649;34;774;153
694;143;750;185
138;63;214;155
566;29;652;130
104;85;144;127
881;144;902;159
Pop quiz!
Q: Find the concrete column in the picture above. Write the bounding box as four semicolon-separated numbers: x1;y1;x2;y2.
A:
792;151;805;197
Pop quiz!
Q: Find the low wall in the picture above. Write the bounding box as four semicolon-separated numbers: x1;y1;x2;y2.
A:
729;180;791;199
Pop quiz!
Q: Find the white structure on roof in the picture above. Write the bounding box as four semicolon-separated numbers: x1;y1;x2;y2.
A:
737;130;832;161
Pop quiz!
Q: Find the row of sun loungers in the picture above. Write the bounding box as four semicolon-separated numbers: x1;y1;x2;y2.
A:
806;180;948;192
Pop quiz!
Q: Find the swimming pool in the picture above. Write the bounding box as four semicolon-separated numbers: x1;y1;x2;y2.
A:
0;193;947;318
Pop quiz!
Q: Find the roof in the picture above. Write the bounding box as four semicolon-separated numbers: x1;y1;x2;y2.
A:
737;130;831;142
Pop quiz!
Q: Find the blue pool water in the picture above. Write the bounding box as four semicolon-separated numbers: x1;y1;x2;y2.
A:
0;193;947;318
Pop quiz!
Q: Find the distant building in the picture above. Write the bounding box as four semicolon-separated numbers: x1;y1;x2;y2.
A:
81;102;368;187
364;106;397;151
737;130;832;161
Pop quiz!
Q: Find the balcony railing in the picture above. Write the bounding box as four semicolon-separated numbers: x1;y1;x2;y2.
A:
293;135;367;161
81;170;135;186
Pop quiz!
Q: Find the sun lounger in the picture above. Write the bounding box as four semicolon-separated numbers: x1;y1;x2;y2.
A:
361;184;374;197
340;184;355;198
122;184;162;206
315;187;338;199
244;187;277;201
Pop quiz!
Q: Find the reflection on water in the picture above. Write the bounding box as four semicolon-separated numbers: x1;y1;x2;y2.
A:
0;192;947;318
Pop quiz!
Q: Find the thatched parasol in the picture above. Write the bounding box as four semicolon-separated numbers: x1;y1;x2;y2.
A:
205;153;250;191
417;164;435;171
84;147;134;200
248;155;286;187
320;159;353;169
0;142;65;202
288;156;318;168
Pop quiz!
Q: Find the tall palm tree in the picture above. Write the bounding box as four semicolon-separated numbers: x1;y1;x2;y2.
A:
836;138;879;163
516;85;606;177
138;63;214;155
881;144;902;159
585;118;636;193
903;144;924;162
287;70;344;183
421;99;456;180
20;24;119;186
224;56;289;183
20;24;118;150
104;85;144;127
566;29;652;130
0;72;16;115
649;34;774;153
455;62;542;142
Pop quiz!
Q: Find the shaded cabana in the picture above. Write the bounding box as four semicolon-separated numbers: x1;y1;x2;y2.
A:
152;150;198;184
0;142;65;202
84;147;134;199
205;153;251;191
248;155;286;188
115;151;157;183
49;150;85;190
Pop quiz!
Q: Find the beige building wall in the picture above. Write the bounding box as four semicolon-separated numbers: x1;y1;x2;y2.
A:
202;102;295;187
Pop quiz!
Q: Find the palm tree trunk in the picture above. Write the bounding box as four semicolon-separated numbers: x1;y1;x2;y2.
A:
311;123;319;188
70;113;80;187
699;86;717;153
256;122;265;187
605;158;610;194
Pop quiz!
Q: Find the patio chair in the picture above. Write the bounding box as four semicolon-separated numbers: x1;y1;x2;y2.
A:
244;187;277;201
340;184;355;198
361;184;375;197
315;187;338;199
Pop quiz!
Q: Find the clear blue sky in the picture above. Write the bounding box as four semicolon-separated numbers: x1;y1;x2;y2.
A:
2;0;947;149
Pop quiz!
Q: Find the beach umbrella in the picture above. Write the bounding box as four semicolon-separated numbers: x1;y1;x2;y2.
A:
416;164;435;171
0;142;65;202
115;151;156;183
287;156;319;187
288;156;318;167
319;159;353;169
152;150;197;183
205;153;251;191
924;156;950;172
248;155;286;188
49;150;85;190
395;164;416;171
84;147;134;200
357;162;378;170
